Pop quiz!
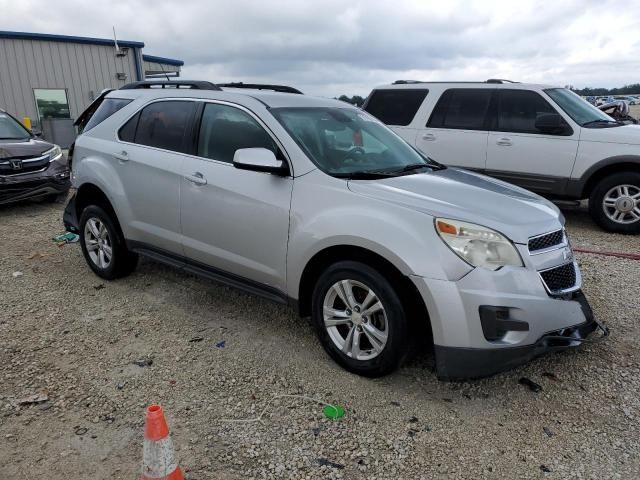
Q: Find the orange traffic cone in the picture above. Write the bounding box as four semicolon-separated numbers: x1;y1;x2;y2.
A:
141;405;184;480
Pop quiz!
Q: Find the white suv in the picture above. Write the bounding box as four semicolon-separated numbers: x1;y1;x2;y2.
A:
364;80;640;233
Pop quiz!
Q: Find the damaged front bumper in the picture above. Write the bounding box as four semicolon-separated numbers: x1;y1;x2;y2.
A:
0;160;70;205
433;291;607;380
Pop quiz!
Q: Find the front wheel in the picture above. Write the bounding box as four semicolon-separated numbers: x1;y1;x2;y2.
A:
311;261;409;377
589;171;640;234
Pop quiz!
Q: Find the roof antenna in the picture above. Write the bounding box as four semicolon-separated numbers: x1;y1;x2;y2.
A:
112;26;120;53
159;63;171;82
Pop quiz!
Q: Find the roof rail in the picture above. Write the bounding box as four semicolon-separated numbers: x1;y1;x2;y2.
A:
392;80;426;85
218;82;303;94
120;80;222;90
486;78;518;84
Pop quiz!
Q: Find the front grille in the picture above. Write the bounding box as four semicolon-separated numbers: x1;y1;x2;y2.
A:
539;262;577;294
0;154;50;176
528;229;565;253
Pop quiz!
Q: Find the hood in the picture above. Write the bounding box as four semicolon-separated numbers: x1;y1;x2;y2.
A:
579;123;640;145
347;168;562;244
0;138;54;159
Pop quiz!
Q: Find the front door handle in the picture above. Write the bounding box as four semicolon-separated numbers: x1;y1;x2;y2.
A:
113;150;129;161
422;133;436;141
185;171;207;186
496;137;512;146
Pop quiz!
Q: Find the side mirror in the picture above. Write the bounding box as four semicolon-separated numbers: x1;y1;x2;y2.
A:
233;148;288;175
535;113;572;135
31;129;42;138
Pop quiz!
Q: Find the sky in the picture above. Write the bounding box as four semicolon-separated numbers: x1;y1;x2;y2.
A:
2;0;639;97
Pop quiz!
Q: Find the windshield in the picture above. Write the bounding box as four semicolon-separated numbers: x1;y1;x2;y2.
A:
544;88;617;127
0;112;32;140
272;107;437;177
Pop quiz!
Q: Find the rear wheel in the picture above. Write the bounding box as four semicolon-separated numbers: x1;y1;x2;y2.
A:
589;171;640;234
311;261;409;377
79;205;138;280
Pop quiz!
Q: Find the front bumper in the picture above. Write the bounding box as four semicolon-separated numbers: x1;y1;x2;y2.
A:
0;161;70;205
411;261;604;380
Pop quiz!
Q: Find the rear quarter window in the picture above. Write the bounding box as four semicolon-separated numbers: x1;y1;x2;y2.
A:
82;98;132;133
364;89;428;126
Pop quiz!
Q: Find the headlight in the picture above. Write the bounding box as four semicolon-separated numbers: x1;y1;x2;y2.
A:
435;218;523;270
46;145;63;162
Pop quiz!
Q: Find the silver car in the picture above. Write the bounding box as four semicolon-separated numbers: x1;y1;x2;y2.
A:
63;80;601;379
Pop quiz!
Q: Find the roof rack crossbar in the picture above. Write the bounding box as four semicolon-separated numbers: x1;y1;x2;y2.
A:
218;82;303;94
486;78;518;84
120;80;222;90
392;80;426;84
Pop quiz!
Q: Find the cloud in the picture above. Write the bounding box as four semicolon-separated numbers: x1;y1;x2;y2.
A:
2;0;639;96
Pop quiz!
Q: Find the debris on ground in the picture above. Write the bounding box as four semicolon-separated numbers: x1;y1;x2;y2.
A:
317;458;345;469
74;427;88;436
189;336;204;343
519;377;543;392
540;465;553;473
52;232;79;245
543;426;555;437
132;357;153;367
12;271;23;278
215;340;226;348
17;391;49;405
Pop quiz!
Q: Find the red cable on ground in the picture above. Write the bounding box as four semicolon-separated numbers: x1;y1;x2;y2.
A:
573;247;640;261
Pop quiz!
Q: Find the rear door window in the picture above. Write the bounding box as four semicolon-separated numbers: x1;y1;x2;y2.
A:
364;89;428;126
427;89;492;130
496;90;557;134
133;101;196;153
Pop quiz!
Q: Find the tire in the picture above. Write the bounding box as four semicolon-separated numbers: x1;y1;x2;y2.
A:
311;261;409;377
588;171;640;234
79;205;138;280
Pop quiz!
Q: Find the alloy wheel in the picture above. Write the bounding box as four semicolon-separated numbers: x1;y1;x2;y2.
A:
84;217;113;269
602;184;640;224
323;279;388;361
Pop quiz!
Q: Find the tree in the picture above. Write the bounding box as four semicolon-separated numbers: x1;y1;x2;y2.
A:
337;95;366;107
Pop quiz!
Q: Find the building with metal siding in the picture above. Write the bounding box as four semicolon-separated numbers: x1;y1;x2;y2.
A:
0;31;182;127
143;54;184;78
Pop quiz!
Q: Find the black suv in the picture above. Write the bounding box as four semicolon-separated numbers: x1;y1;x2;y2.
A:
0;109;70;205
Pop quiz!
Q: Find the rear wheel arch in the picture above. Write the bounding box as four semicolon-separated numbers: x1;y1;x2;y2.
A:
297;245;431;338
75;183;125;238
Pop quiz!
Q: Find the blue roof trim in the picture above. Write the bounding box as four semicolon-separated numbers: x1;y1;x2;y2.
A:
142;54;184;67
0;30;144;48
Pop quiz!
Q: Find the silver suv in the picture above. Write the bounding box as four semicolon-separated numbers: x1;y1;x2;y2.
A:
64;80;602;379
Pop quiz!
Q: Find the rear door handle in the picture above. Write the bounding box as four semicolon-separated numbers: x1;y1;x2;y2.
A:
496;137;512;146
185;171;207;186
422;133;436;141
113;150;129;161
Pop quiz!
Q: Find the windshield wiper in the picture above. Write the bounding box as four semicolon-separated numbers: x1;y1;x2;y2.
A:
333;170;397;179
582;119;620;127
379;163;434;174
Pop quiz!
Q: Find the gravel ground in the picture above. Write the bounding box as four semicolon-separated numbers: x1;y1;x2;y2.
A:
1;198;639;479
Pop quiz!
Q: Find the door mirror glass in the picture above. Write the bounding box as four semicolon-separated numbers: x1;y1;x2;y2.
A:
31;129;42;137
534;113;571;135
233;148;287;174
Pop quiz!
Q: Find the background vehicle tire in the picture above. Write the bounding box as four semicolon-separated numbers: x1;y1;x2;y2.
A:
79;205;138;280
589;171;640;234
311;261;409;377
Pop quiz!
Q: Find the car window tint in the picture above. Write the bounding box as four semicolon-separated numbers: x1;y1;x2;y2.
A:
118;112;140;142
497;90;557;134
428;89;491;130
134;101;195;153
197;103;278;163
82;98;132;133
364;89;428;126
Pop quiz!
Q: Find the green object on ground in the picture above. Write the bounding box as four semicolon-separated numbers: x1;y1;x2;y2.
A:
323;404;345;419
53;232;79;243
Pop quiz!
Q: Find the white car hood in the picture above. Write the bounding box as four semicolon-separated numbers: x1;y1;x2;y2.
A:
579;123;640;145
347;168;562;244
